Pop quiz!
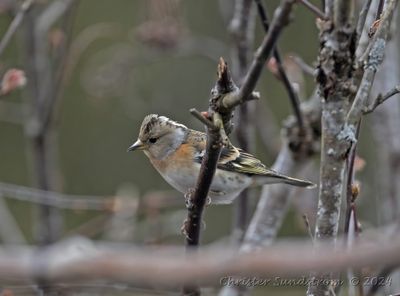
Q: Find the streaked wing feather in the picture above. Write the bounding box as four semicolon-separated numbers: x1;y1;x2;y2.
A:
188;128;277;176
218;146;277;176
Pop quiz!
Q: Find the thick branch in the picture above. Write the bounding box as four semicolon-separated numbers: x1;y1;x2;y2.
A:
334;0;354;27
1;235;400;287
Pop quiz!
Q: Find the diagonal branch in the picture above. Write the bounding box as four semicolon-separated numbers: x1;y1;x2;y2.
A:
255;0;305;132
234;0;295;106
346;0;398;131
297;0;327;20
219;0;296;113
363;85;400;114
0;182;121;211
0;0;34;57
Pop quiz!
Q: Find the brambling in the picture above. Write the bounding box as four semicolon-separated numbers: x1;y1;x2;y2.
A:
128;114;315;204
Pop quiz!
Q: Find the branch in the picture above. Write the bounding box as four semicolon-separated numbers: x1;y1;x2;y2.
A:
334;0;354;27
0;182;128;212
183;59;234;295
363;85;400;114
224;0;296;110
1;235;400;287
219;93;320;296
297;0;327;20
0;0;34;57
255;0;305;132
346;0;398;131
183;2;297;293
355;0;373;44
308;0;360;293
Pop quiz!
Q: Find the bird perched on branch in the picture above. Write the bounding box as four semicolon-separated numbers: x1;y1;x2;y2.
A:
128;114;315;204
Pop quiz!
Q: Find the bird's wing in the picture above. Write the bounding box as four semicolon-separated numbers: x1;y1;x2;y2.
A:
189;129;277;176
217;145;278;176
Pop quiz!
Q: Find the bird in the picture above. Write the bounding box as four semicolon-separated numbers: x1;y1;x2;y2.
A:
127;114;315;204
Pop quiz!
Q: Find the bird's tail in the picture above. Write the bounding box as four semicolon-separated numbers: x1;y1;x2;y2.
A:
254;173;316;188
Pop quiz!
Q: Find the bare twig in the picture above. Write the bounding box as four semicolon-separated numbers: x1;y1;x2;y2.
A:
302;214;314;242
21;0;77;247
0;0;34;57
363;85;400;114
346;0;398;130
255;0;305;132
297;0;327;20
227;0;296;110
0;194;26;244
189;108;215;129
290;55;315;76
0;182;121;211
184;59;233;296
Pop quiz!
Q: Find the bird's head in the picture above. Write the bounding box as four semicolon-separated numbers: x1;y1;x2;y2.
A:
127;114;188;160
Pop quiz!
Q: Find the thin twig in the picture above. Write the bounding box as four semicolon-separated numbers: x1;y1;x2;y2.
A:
363;85;400;114
0;0;34;57
297;0;327;20
302;214;314;242
290;55;315;76
344;121;361;234
189;108;215;129
226;0;296;110
255;0;305;132
0;182;122;211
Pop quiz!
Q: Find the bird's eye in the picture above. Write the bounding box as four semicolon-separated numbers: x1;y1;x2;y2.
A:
149;137;158;144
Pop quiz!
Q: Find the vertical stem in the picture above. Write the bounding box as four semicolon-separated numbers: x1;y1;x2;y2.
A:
230;0;256;240
307;5;356;294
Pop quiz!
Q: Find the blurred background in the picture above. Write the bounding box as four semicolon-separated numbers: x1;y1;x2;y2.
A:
0;0;397;295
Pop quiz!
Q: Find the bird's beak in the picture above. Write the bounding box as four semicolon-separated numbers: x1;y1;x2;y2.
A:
127;139;146;152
